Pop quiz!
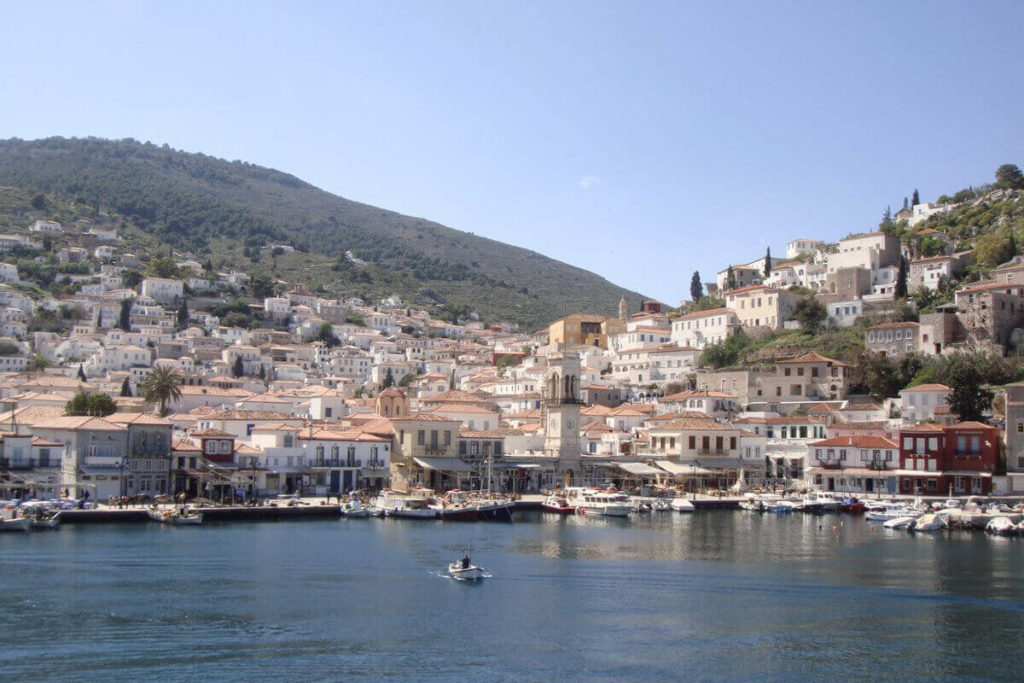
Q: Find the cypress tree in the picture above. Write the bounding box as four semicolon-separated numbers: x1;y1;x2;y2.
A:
912;188;920;206
764;247;772;278
690;271;703;303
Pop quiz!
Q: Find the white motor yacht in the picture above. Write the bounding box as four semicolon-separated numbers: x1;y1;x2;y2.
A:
374;491;438;519
565;488;633;517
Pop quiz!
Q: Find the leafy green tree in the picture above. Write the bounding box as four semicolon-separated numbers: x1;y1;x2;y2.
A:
398;372;416;387
315;322;339;347
65;390;117;417
146;256;179;279
141;367;183;416
974;232;1016;267
690;271;702;303
946;355;993;421
31;193;46;210
995;164;1024;191
252;273;276;299
791;296;827;332
122;270;142;288
699;329;750;369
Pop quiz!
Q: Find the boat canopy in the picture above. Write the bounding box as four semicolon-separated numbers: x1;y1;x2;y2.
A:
413;457;476;473
617;462;663;476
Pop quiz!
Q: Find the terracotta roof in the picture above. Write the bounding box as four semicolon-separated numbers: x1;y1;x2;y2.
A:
808;435;898;448
192;428;234;438
777;351;844;365
901;383;950;393
868;321;920;330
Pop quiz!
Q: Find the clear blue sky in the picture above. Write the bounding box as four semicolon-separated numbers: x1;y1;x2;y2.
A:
2;1;1022;305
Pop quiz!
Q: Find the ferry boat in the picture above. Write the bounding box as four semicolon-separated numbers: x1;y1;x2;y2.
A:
542;494;575;514
565;487;632;517
374;491;438;519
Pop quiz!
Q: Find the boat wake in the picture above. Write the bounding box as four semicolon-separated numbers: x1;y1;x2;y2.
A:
432;571;493;581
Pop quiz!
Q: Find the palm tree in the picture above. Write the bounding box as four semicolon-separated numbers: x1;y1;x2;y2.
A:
141;367;183;416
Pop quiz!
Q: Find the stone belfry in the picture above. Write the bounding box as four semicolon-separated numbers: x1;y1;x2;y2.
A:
542;351;582;485
619;296;628;322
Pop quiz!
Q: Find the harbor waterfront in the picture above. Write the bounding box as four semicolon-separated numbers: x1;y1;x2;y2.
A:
3;509;1024;681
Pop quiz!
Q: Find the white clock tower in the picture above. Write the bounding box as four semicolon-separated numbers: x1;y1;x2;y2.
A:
543;351;582;485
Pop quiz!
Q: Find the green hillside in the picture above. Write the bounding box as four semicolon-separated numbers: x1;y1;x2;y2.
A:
0;137;644;328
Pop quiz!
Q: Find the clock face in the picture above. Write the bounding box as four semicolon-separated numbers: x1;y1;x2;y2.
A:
566;419;575;431
550;417;559;431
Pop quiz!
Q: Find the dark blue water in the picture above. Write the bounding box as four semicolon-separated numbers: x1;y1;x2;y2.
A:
2;511;1023;682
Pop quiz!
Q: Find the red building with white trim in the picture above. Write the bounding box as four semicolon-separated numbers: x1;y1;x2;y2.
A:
897;422;1001;496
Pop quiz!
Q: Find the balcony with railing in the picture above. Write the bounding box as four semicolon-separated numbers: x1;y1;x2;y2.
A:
311;458;362;468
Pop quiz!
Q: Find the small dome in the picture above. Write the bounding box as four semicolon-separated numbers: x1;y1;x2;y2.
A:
378;387;407;399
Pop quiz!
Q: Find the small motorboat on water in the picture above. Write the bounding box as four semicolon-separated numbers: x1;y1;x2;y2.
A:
340;498;369;518
542;494;575;514
651;499;672;512
907;513;945;533
448;554;487;580
669;498;695;513
0;516;31;532
148;508;203;525
986;517;1016;536
883;515;918;529
29;511;61;529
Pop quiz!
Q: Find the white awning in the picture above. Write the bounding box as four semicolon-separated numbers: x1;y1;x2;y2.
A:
506;463;543;469
681;458;744;469
617;462;663;476
655;461;714;476
413;457;476;473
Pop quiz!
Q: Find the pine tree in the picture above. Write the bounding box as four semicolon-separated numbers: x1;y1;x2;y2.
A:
912;188;920;206
764;247;772;278
690;271;703;303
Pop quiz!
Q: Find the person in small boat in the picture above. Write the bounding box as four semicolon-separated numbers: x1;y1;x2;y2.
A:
461;555;470;569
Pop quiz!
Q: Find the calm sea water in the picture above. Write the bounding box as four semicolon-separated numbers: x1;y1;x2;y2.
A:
2;510;1023;682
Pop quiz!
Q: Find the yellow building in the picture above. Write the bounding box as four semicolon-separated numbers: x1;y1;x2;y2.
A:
548;314;625;349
